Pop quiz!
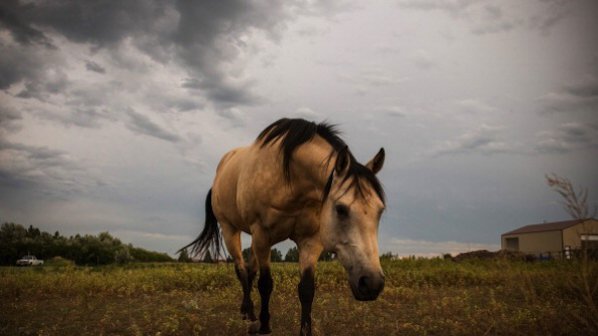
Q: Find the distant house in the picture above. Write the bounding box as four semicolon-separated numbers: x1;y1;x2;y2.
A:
501;218;598;259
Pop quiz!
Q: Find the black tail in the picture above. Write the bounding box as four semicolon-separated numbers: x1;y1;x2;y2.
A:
178;189;223;260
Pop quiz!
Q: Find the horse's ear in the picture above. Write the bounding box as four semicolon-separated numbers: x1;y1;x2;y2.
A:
365;147;385;174
335;146;350;174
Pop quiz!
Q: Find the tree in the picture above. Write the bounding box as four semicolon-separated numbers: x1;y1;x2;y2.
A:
271;248;283;262
114;246;132;264
319;251;334;261
178;248;192;262
284;247;299;262
380;252;395;260
242;247;252;263
240;247;284;262
0;222;173;265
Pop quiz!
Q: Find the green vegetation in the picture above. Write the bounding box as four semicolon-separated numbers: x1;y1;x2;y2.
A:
0;223;173;266
1;258;596;335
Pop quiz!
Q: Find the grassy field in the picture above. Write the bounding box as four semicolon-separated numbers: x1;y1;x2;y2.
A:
1;259;596;336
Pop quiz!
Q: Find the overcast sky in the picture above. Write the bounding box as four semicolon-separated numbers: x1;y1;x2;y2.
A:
1;0;597;257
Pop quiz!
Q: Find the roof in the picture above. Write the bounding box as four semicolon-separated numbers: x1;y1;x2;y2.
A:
502;218;595;236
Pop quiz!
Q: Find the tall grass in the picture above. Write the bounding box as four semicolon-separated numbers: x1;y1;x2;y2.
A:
1;259;596;335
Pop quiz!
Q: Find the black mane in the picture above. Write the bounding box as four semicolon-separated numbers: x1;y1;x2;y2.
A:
257;118;385;204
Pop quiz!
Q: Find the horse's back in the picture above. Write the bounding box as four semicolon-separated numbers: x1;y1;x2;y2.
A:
212;142;285;231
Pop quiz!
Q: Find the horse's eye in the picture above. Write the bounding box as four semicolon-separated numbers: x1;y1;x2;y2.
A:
335;204;349;219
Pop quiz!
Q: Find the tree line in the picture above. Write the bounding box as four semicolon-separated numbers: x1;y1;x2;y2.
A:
0;222;173;266
177;245;335;263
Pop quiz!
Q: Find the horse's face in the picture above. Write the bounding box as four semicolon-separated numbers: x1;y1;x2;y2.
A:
320;148;386;301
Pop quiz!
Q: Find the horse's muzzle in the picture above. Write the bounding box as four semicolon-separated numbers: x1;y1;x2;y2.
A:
351;272;385;301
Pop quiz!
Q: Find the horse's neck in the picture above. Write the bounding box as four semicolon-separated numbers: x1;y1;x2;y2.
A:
291;137;335;199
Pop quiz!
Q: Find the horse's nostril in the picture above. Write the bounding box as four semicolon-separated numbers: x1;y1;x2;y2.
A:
358;276;370;292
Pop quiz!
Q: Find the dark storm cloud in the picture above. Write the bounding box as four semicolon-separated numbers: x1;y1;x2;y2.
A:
126;109;182;143
171;0;291;106
0;0;54;47
10;1;166;47
0;41;49;90
0;0;322;107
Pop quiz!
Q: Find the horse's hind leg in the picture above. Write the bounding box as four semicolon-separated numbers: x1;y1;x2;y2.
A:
248;229;273;335
221;223;257;321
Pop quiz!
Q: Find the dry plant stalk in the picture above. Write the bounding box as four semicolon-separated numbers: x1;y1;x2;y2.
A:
545;173;594;220
545;173;598;331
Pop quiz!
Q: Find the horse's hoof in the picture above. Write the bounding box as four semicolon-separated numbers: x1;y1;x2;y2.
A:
247;321;271;335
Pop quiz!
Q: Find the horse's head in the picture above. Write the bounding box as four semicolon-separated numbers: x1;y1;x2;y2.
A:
320;146;386;301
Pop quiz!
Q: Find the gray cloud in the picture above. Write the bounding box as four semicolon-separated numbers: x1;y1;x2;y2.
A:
16;69;69;100
0;139;100;196
41;107;113;129
433;125;511;156
216;107;246;127
0;104;22;132
1;0;596;256
85;61;106;74
563;77;598;98
396;0;480;17
535;122;598;154
376;106;406;118
538;76;598;115
27;86;119;129
411;50;435;69
397;0;519;36
528;0;570;35
126;109;182;143
166;99;202;113
293;107;321;120
398;0;575;36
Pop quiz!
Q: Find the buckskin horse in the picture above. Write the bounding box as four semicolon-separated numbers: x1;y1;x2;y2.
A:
182;118;386;335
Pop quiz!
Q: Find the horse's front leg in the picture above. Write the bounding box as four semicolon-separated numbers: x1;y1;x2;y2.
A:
298;239;323;336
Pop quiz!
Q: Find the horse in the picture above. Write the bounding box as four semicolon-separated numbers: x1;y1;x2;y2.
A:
181;118;386;335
